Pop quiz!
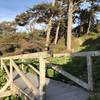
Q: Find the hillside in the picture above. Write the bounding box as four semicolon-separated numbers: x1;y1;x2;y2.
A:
0;25;100;100
0;31;45;56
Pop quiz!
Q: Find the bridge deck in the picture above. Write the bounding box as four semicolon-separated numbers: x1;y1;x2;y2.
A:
13;72;89;100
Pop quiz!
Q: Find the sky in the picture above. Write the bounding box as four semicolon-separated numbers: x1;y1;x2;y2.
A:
0;0;52;22
0;0;100;22
0;0;99;31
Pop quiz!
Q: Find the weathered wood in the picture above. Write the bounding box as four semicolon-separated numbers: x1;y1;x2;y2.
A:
39;57;46;100
53;51;100;57
10;80;33;100
72;51;100;57
1;59;10;78
1;51;50;60
87;56;93;91
0;90;12;98
10;59;13;91
21;59;24;71
53;53;70;57
47;63;89;90
0;79;11;93
10;59;38;95
28;64;40;75
19;89;32;100
1;59;3;70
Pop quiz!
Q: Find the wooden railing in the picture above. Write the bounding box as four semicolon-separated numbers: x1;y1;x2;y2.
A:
47;51;100;91
0;51;49;99
0;51;100;99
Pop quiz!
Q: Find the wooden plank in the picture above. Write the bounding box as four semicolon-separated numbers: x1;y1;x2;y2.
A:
10;59;38;96
53;53;70;57
0;59;3;70
1;52;50;60
13;84;32;100
28;64;40;75
0;79;11;93
47;63;89;90
10;59;13;91
0;90;12;98
52;51;100;57
87;56;93;91
1;59;10;78
72;51;100;57
39;57;46;100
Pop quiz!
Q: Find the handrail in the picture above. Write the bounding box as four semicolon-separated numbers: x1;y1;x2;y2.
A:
72;51;100;57
10;59;38;95
47;62;89;90
0;51;98;98
1;51;100;60
1;51;50;60
28;64;40;75
53;51;100;57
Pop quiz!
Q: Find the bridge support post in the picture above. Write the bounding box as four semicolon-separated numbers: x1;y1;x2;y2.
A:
10;59;13;92
87;56;93;91
39;57;46;100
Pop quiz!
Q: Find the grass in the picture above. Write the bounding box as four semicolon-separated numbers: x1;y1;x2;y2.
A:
47;30;100;99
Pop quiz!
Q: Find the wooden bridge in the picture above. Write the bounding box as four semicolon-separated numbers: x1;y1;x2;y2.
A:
0;51;99;100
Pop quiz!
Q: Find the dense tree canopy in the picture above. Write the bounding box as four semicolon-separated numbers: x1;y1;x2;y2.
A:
15;0;100;51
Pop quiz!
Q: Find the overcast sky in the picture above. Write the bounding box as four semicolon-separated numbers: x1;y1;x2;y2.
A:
0;0;52;21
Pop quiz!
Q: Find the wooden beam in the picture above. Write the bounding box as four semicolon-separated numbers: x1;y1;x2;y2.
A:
52;51;100;57
1;59;3;70
72;51;100;57
10;59;13;91
1;59;10;78
87;56;93;91
28;64;40;75
39;57;46;100
47;63;89;90
1;52;50;60
53;53;70;57
0;79;11;93
0;90;12;98
10;59;38;96
13;84;32;100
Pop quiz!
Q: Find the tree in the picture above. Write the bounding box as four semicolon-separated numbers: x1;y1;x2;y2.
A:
15;1;62;49
66;0;73;51
87;0;100;34
54;0;63;45
45;0;56;49
15;0;100;52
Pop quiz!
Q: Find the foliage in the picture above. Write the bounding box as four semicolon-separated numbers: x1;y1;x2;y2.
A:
0;21;16;35
0;31;45;56
0;69;6;88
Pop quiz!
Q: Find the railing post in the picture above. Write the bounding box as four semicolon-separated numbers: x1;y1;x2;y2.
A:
87;56;93;91
10;59;13;91
1;59;3;71
39;57;46;100
21;59;24;71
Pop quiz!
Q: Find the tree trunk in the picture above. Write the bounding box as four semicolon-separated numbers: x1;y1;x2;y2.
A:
87;11;92;35
54;15;61;45
45;0;55;50
80;18;83;33
45;17;53;49
67;0;73;51
87;0;95;35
